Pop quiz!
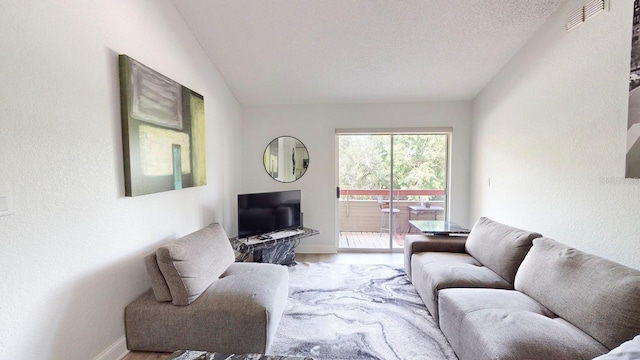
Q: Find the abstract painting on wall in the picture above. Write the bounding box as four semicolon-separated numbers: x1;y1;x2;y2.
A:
627;0;640;177
119;55;206;196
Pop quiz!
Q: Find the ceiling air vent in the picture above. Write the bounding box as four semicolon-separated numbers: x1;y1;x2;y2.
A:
585;0;606;20
566;7;584;30
566;0;608;31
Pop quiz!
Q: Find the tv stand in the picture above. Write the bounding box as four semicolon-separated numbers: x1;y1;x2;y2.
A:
229;227;319;266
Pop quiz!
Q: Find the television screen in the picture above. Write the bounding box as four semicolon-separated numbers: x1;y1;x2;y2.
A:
237;190;301;238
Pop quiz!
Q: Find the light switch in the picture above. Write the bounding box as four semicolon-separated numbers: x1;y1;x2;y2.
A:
0;194;13;216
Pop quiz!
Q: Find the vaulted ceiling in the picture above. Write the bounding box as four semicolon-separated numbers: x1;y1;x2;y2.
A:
171;0;563;106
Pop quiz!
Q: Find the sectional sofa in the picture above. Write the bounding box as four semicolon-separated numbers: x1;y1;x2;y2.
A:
405;217;640;360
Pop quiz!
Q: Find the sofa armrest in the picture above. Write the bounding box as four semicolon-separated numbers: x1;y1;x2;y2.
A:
403;234;467;282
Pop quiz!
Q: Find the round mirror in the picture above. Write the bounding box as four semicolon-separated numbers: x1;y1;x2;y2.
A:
263;136;309;183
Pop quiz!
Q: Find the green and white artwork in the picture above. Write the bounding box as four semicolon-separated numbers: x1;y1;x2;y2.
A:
119;55;206;196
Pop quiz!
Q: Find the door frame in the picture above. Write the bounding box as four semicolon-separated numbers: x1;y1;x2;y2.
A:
335;127;452;253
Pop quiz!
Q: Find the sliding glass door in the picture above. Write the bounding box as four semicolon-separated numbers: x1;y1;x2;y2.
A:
337;131;449;251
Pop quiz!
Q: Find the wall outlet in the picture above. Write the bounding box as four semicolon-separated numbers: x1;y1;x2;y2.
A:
0;194;13;216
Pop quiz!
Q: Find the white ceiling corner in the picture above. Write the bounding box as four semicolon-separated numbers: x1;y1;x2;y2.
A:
171;0;563;106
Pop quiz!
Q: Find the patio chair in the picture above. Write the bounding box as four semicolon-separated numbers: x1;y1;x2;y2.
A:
376;195;400;236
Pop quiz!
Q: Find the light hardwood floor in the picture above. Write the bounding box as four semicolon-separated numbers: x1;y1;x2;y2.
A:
296;252;404;266
339;231;406;249
122;252;404;360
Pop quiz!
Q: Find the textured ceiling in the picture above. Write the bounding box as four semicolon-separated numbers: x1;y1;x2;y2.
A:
171;0;563;105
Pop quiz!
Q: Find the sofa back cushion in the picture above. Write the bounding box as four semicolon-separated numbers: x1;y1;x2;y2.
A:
465;217;541;284
144;252;172;302
515;237;640;350
156;223;235;305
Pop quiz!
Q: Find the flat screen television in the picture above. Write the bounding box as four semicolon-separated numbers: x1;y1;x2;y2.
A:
237;190;301;238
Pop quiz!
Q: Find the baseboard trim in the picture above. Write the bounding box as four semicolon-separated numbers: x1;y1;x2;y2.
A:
295;244;337;254
93;336;128;360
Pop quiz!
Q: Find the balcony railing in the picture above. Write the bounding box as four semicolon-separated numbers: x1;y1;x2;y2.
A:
338;189;446;238
339;189;445;197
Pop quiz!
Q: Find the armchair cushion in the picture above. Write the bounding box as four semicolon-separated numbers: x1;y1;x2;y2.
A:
157;223;236;305
144;252;172;302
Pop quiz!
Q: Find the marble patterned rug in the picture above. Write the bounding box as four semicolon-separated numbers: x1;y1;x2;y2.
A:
167;350;311;359
268;263;458;360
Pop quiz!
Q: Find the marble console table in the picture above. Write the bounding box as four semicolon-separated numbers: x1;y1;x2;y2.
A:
229;227;319;266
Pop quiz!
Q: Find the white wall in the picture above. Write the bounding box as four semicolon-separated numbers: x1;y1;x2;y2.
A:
471;0;640;269
0;1;241;359
242;102;472;253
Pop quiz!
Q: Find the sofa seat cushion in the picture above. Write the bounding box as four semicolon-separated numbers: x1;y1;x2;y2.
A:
465;217;541;285
156;223;236;305
515;237;640;350
411;252;512;321
438;288;608;360
125;262;289;354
